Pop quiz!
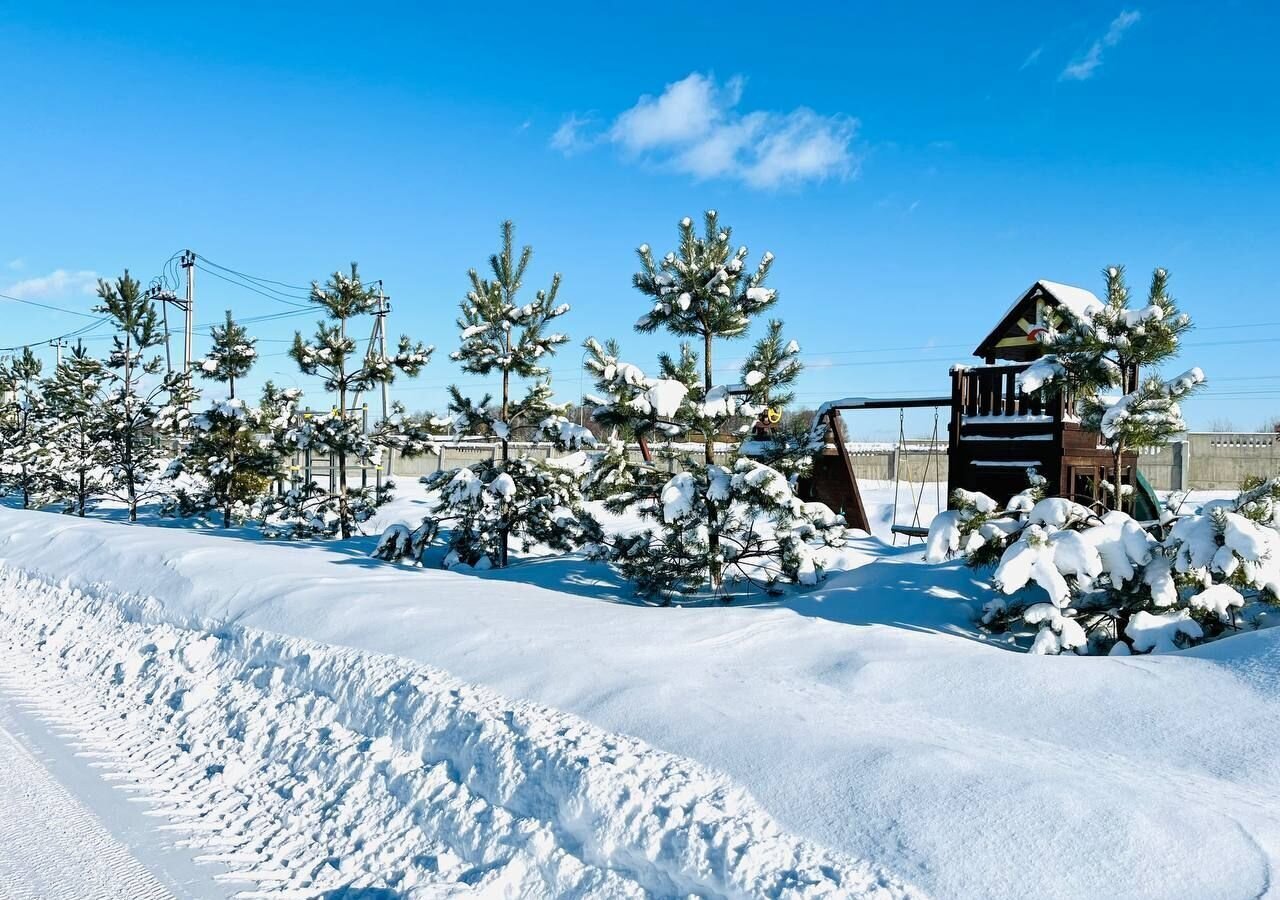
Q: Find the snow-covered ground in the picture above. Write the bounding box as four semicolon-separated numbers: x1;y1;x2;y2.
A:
0;483;1277;898
0;702;174;899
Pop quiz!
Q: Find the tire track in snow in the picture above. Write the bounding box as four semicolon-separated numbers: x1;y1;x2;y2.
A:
0;708;174;900
0;566;920;899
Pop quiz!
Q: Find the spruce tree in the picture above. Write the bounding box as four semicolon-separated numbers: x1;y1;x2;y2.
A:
1018;266;1202;510
94;271;194;521
43;342;110;516
288;264;432;538
200;309;257;399
0;347;50;509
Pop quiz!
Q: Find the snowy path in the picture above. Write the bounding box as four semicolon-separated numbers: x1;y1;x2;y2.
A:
0;701;173;900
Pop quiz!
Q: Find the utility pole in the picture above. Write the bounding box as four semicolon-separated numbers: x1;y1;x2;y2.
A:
376;282;390;424
180;250;196;408
49;337;67;367
373;282;392;478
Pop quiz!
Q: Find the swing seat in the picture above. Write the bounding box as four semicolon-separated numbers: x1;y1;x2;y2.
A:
889;524;930;539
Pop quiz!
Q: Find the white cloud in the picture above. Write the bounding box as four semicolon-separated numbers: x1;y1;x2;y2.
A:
609;73;743;152
558;73;857;190
1061;9;1142;81
4;269;100;299
6;258;23;271
1020;46;1043;70
549;113;598;156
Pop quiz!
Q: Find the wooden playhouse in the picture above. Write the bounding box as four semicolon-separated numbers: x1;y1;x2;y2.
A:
800;279;1157;533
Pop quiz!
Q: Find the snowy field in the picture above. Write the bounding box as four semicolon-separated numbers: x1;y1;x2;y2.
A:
0;482;1277;898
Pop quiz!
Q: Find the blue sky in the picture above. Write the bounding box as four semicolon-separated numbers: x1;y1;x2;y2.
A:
2;1;1278;438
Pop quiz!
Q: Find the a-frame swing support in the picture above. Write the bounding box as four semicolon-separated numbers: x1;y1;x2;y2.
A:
803;396;950;536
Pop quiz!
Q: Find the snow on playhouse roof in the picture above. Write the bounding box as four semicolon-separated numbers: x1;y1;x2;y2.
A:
974;279;1104;362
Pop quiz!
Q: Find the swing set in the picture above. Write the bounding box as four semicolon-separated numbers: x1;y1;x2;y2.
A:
799;396;949;541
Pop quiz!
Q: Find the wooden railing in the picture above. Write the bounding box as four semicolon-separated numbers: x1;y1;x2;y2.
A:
951;363;1070;421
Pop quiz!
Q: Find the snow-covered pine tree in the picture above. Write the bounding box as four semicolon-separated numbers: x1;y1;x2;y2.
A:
42;342;110;516
1017;266;1202;510
737;319;814;481
94;271;194;521
631;211;781;585
435;220;583;567
925;475;1280;654
288;264;432;538
200;310;257;399
169;322;287;527
582;214;844;601
0;347;51;508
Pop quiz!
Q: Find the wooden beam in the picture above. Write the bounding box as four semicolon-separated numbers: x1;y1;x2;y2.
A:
828;410;870;533
822;397;950;411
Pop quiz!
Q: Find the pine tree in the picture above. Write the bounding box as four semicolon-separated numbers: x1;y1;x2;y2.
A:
0;347;50;509
582;214;843;601
442;220;575;566
928;477;1280;654
1018;266;1202;510
737;320;813;482
94;271;194;521
168;397;287;527
171;322;286;527
200;310;257;399
42;342;110;516
740;319;802;411
288;264;432;538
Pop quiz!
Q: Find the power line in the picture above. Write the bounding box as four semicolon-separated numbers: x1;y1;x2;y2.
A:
193;254;312;293
193;263;312;309
0;292;102;320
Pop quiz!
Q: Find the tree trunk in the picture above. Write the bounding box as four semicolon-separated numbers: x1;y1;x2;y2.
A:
123;330;138;522
1112;445;1125;514
337;338;351;539
498;363;510;568
702;329;722;590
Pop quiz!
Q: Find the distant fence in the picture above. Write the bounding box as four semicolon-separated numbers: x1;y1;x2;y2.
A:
385;432;1280;492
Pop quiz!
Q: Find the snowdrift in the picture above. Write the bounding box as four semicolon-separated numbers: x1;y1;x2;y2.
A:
1;506;1279;899
0;528;913;897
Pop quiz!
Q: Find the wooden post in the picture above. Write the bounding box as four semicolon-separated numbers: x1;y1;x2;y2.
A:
829;411;870;533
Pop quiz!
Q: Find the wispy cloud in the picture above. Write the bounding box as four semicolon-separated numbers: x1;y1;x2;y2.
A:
1061;9;1142;81
3;268;100;299
549;113;597;156
1020;46;1043;70
553;73;858;190
6;258;23;271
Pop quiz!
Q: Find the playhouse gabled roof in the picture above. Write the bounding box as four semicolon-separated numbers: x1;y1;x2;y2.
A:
973;279;1104;361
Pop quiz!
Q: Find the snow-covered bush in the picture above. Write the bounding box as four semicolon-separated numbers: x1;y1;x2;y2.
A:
929;477;1280;654
258;403;393;539
597;458;843;600
164;395;288;527
377;457;601;569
